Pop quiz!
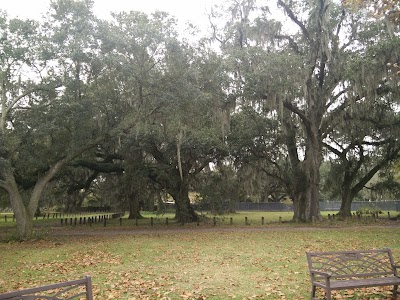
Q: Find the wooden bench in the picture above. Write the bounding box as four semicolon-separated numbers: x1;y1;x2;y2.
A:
306;249;400;300
0;275;93;300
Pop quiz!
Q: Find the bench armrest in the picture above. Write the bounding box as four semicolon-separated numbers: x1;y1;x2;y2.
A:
309;269;332;278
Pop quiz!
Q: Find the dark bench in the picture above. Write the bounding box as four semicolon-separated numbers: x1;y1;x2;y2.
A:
0;275;93;300
306;249;400;300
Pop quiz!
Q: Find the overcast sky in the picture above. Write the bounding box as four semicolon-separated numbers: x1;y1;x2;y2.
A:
1;0;222;29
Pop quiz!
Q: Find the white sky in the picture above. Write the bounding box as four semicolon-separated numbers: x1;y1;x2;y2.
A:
1;0;222;29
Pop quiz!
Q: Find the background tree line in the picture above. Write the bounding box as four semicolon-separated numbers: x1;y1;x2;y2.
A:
0;0;399;238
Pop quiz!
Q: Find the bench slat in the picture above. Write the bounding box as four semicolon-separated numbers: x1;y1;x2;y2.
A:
318;276;400;290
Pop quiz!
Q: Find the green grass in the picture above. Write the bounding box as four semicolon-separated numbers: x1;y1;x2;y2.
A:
0;217;399;299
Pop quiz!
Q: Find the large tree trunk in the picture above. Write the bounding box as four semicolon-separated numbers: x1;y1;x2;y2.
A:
282;109;322;222
289;166;308;222
338;172;355;218
1;161;33;237
304;125;322;221
4;170;33;237
292;193;307;222
338;194;353;218
127;188;143;219
168;180;198;223
284;115;323;222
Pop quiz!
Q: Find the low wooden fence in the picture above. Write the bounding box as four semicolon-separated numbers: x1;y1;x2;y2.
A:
59;213;124;227
1;211;396;228
2;212;124;226
113;211;394;227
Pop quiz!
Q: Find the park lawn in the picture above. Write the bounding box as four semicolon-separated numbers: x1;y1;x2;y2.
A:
0;225;399;299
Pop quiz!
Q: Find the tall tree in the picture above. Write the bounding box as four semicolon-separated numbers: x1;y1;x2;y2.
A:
212;0;399;221
95;11;179;218
139;41;230;222
0;0;107;238
0;11;61;237
323;36;400;216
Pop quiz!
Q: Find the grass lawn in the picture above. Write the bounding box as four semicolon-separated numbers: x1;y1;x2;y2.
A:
0;212;399;299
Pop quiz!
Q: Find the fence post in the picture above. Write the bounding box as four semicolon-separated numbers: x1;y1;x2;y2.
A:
230;217;233;225
213;217;216;226
388;212;391;219
119;217;122;226
261;216;264;225
166;217;169;225
150;217;153;226
245;217;248;225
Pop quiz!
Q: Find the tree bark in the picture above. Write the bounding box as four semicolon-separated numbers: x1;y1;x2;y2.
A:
304;122;323;221
282;108;322;222
1;162;32;237
339;193;353;218
168;180;198;223
127;188;143;219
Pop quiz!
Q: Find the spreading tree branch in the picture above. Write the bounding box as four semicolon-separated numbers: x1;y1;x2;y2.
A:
277;0;311;41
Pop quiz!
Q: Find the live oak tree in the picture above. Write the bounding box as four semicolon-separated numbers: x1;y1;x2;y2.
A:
323;26;400;216
72;10;231;222
137;41;230;223
0;0;108;238
0;12;62;237
324;116;400;217
94;11;183;219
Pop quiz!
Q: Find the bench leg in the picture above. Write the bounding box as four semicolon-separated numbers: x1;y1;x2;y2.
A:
325;289;332;300
393;284;398;299
311;285;316;299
